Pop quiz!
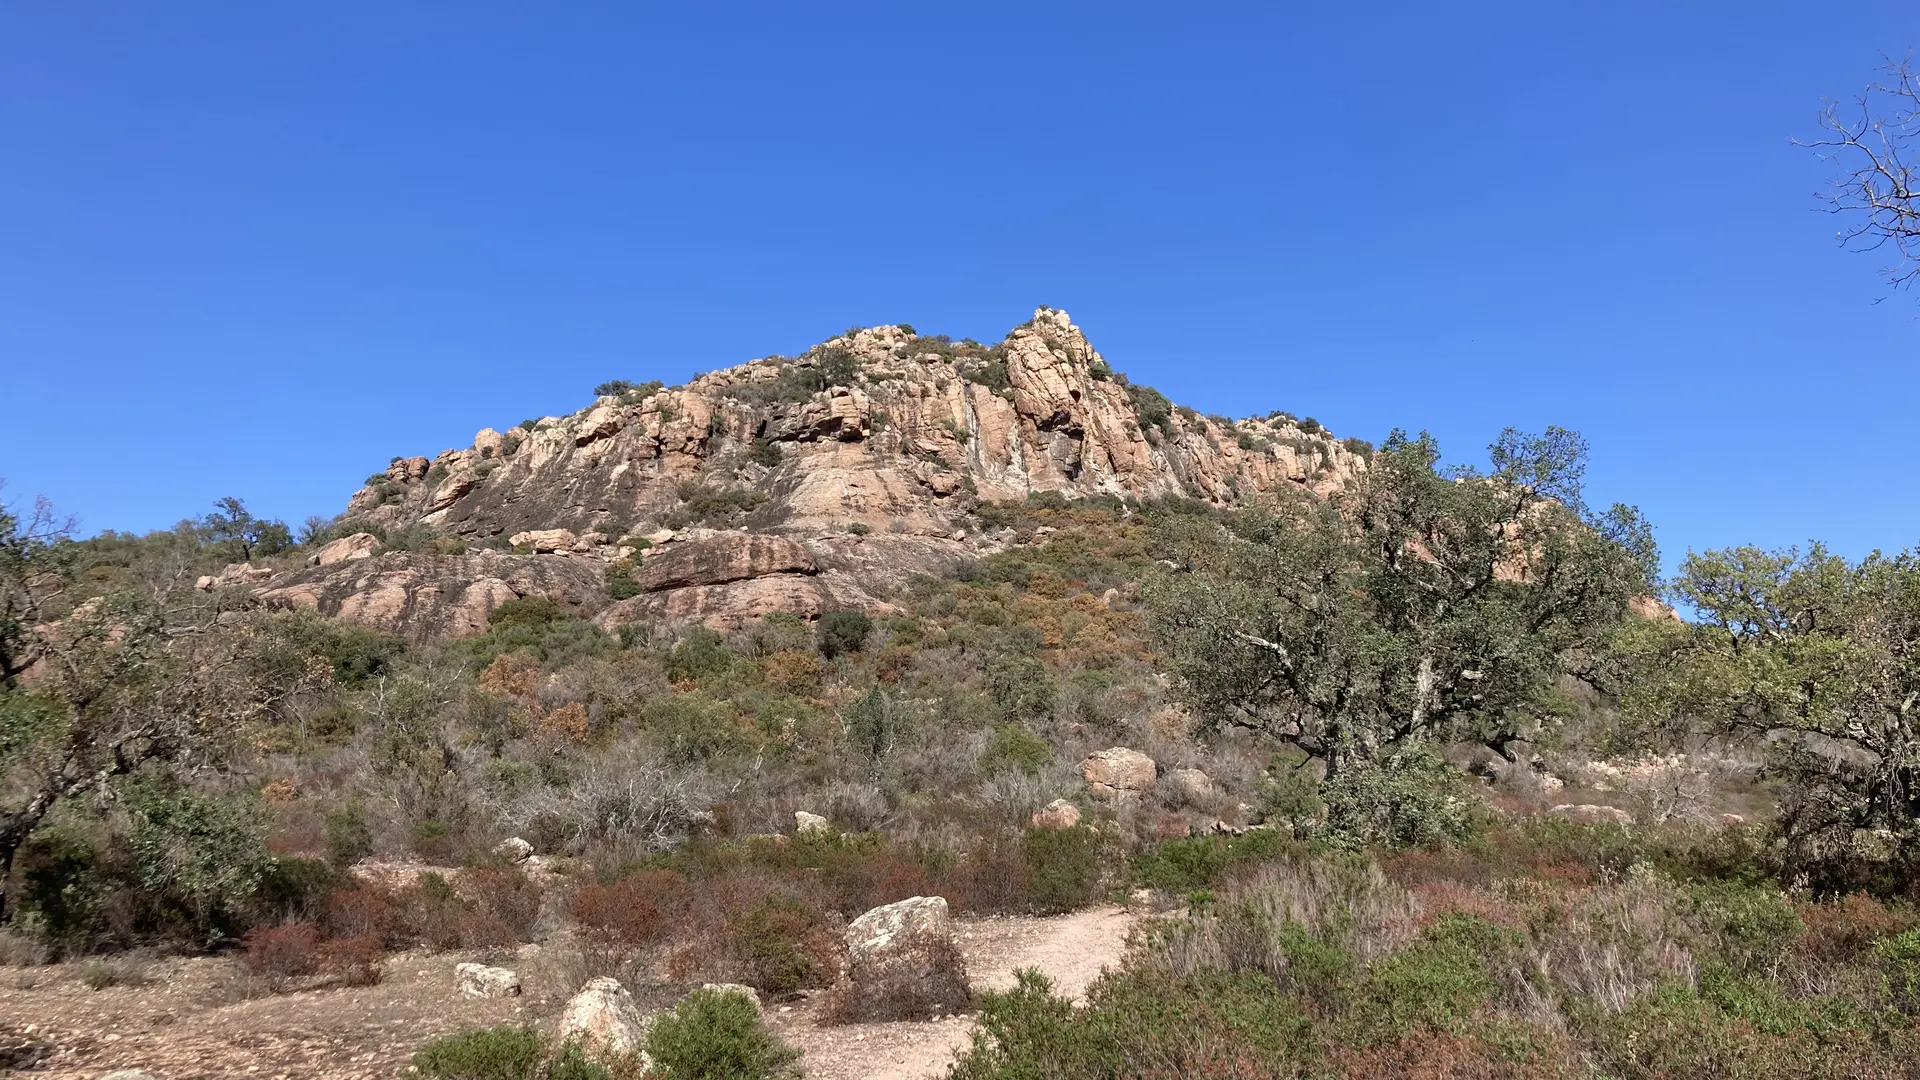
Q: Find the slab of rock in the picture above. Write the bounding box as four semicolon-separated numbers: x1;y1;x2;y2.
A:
1081;747;1157;802
558;977;650;1057
794;810;831;836
455;962;521;998
308;532;379;567
257;550;604;641
509;528;580;554
846;896;954;962
1030;798;1082;829
638;533;818;592
1549;803;1632;824
493;836;534;863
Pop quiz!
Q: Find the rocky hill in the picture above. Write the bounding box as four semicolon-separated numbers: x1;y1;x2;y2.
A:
251;308;1368;638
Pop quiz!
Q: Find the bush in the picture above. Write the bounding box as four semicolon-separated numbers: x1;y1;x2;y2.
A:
816;610;873;658
646;988;802;1080
748;439;783;467
413;1024;545;1080
1318;748;1481;850
984;653;1055;721
325;805;374;867
725;897;839;997
487;596;568;630
605;560;640;601
240;921;324;990
1024;826;1107;914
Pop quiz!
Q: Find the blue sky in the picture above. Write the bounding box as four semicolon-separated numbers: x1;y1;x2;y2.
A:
2;3;1915;573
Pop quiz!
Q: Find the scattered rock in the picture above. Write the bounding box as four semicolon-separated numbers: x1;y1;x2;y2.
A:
794;810;831;836
1166;767;1216;807
1081;747;1157;802
699;983;763;1014
1550;804;1632;825
1030;798;1082;829
455;962;521;998
307;532;379;567
493;836;534;863
98;1072;163;1080
558;977;650;1058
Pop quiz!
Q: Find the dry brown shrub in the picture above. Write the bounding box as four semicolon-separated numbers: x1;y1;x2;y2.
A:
528;701;590;745
479;651;541;699
823;932;971;1023
465;866;542;942
321;882;403;946
572;869;688;978
937;835;1031;915
240;922;325;990
762;650;828;695
322;934;383;986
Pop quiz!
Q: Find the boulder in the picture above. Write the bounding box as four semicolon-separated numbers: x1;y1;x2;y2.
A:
1030;798;1082;830
99;1072;164;1080
1166;767;1217;807
794;810;831;836
509;528;580;554
308;532;379;567
256;550;604;641
455;962;521;998
387;456;430;483
558;977;650;1058
1081;747;1157;802
1549;803;1632;825
847;896;954;964
699;982;763;1014
493;836;534;863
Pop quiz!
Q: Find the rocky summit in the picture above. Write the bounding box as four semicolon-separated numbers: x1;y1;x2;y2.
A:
249;308;1367;638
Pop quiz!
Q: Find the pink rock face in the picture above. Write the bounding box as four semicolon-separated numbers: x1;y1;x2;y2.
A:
1081;747;1157;801
307;532;378;567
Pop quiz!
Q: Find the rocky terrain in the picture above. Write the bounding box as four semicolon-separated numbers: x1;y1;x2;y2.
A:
236;308;1367;638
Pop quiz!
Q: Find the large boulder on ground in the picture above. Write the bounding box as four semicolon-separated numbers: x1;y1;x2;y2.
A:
831;896;969;1022
1166;767;1217;807
493;836;534;863
1081;747;1157;802
1030;798;1082;829
558;977;650;1057
308;532;379;567
794;810;831;836
455;962;521;998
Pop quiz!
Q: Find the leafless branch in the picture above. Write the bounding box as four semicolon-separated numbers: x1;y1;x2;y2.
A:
1799;57;1920;296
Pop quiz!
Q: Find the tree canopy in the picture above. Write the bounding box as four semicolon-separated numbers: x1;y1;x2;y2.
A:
1147;427;1656;780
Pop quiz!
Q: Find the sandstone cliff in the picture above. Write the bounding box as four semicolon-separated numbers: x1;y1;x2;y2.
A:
264;309;1366;636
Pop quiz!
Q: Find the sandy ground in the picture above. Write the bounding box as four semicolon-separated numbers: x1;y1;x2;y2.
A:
771;905;1137;1080
0;906;1137;1080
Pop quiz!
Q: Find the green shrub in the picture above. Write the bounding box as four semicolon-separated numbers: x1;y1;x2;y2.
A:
1358;915;1513;1038
1024;826;1106;914
325;805;374;867
1132;830;1288;893
1688;881;1802;975
1877;927;1920;1012
646;987;802;1080
984;652;1055;721
981;724;1052;777
842;684;904;773
663;484;767;529
748;439;783;467
1129;385;1175;435
1318;748;1481;850
644;692;747;765
663;627;738;683
487;596;568;630
412;1024;544;1080
605;560;641;601
122;778;272;939
816;610;873;658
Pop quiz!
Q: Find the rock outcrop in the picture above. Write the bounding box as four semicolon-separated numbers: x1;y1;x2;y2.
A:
288;308;1369;637
1081;747;1158;802
257;551;604;641
455;962;521;998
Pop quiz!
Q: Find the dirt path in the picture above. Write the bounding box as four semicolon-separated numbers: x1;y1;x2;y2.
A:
770;905;1137;1080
